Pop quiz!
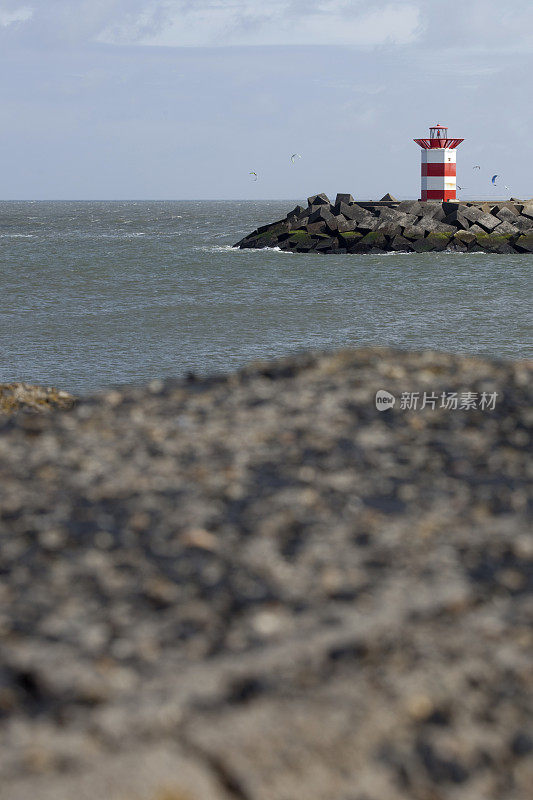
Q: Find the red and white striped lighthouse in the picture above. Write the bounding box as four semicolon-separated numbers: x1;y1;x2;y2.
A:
414;124;464;201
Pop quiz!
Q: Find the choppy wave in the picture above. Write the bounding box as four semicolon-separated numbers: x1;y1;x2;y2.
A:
198;245;237;253
0;200;528;395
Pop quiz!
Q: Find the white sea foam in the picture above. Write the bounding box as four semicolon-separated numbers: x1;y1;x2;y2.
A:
198;245;237;253
233;246;294;254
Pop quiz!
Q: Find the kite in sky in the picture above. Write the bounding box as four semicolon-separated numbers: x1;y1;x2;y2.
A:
491;174;499;185
473;165;481;170
249;171;258;181
291;153;302;163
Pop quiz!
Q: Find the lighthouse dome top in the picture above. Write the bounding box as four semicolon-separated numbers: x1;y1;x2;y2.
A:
430;124;448;138
414;124;464;150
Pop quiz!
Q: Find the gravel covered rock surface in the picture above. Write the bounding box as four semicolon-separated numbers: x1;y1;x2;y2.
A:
0;384;75;416
0;348;532;800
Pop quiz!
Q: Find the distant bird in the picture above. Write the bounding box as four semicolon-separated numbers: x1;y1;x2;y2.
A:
290;153;302;163
504;185;510;191
457;185;465;190
249;171;258;181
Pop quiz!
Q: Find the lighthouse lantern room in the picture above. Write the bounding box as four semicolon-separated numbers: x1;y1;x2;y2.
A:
414;124;464;201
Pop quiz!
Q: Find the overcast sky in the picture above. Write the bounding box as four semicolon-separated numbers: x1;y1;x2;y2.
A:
0;0;531;199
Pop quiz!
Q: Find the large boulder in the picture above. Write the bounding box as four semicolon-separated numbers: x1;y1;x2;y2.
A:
474;232;517;254
307;193;330;206
376;206;399;221
285;205;305;222
494;220;519;235
335;193;354;205
446;236;468;252
434;220;460;234
413;214;455;234
356;231;389;251
236;219;291;249
325;217;340;234
353;212;379;232
276;230;314;252
413;232;453;252
314;236;340;253
520;203;533;220
453;230;478;249
510;216;533;234
442;201;462;213
461;206;500;232
494;206;519;222
305;221;328;236
477;213;506;233
397;200;424;215
375;211;413;237
461;206;484;224
338;231;364;251
333;202;371;223
515;232;533;252
444;208;471;230
403;224;430;240
416;202;446;222
336;217;357;234
390;234;415;251
308;206;336;225
376;220;404;237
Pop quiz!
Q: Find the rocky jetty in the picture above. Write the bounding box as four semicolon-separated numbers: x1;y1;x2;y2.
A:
235;193;533;254
1;348;532;800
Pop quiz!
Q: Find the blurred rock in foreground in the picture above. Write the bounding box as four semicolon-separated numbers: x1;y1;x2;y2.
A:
0;348;532;800
0;383;75;416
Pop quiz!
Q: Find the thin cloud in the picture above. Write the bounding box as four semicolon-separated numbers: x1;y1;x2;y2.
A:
0;5;33;26
0;1;170;44
100;1;423;48
2;0;533;52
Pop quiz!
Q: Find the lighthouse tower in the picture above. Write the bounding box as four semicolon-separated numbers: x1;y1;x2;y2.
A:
414;124;464;201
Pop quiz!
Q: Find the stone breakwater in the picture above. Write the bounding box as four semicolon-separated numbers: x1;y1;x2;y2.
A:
0;348;532;800
235;192;533;254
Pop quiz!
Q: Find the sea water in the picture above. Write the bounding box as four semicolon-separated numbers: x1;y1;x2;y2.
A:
0;201;531;393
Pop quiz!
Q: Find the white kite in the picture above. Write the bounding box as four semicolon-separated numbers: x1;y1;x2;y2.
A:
290;153;302;163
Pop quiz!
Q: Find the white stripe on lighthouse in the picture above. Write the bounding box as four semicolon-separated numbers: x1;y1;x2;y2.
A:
423;149;456;164
421;176;457;191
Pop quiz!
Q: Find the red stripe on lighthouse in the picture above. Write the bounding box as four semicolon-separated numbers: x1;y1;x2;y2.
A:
421;163;456;177
424;190;457;201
